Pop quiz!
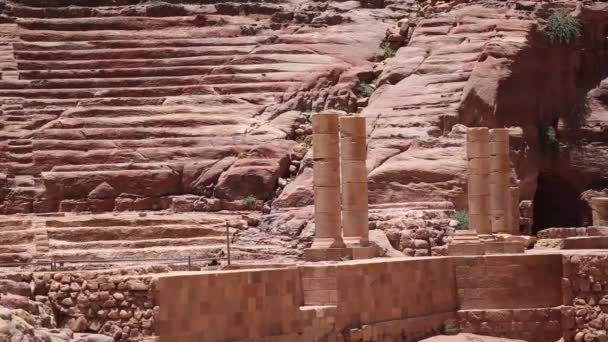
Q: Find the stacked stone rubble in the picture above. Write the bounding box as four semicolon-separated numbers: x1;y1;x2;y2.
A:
466;127;491;237
509;186;521;233
340;116;369;247
591;197;608;226
311;113;345;249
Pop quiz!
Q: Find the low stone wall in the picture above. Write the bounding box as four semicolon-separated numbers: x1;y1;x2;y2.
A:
158;258;458;342
538;227;608;239
158;254;566;341
458;308;562;342
454;254;563;310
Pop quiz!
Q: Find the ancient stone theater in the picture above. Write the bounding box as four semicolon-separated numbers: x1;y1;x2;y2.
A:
0;0;606;341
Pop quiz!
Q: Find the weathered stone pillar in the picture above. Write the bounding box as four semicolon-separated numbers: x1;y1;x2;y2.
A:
339;116;369;247
310;113;345;249
467;127;491;237
489;129;511;234
509;186;520;234
591;197;608;226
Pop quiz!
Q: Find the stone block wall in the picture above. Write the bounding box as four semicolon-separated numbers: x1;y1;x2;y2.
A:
158;255;568;341
157;268;310;341
158;258;458;342
454;254;563;310
458;308;562;342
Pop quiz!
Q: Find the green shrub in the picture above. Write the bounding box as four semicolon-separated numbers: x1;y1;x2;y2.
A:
539;124;559;147
546;12;581;44
242;194;257;208
304;112;312;124
451;210;469;230
381;41;396;59
296;134;312;147
357;82;374;97
442;319;460;335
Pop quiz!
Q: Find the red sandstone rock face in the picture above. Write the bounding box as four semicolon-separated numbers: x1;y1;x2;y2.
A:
0;0;392;216
0;0;607;262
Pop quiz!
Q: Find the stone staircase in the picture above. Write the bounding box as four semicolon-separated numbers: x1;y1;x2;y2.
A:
0;211;302;263
0;0;387;213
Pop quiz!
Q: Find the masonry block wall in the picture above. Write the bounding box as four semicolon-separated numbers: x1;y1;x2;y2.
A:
455;254;563;310
158;258;458;342
157;254;568;342
454;254;563;341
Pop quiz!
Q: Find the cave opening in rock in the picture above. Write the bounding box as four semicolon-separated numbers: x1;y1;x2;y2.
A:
532;171;584;234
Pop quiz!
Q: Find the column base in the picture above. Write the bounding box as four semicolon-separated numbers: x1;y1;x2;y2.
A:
483;241;525;254
343;236;370;248
448;242;485;256
303;246;376;261
309;237;345;249
448;240;525;256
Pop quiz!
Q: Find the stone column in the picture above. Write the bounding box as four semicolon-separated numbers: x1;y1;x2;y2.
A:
339;116;369;247
591;197;608;226
509;186;520;234
489;128;511;234
467;127;491;237
310;112;345;249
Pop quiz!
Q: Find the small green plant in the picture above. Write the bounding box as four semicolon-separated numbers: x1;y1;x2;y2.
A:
546;12;581;44
357;82;374;97
381;41;396;59
451;210;469;230
242;194;256;208
419;0;436;16
441;319;460;335
295;134;312;148
304;112;312;124
539;124;559;147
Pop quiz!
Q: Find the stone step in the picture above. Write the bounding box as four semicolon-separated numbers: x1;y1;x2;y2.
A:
17;53;335;71
0;229;36;245
16;16;214;31
16;45;258;61
0;72;304;89
0;244;31;254
0;252;32;264
3;115;29;122
12;175;35;187
49;244;227;261
0;219;33;230
41;113;249;128
10;2;281;18
18;25;254;42
14;36;268;51
0;82;297;98
2;105;24;110
7;144;32;154
46;225;232;243
49;236;230;249
0;162;36;176
12;0;275;8
42;213;231;228
32;146;247;169
32;138;256;153
20;63;318;80
0;151;33;163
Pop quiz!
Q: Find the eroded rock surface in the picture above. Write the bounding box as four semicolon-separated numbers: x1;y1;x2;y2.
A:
0;0;606;262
